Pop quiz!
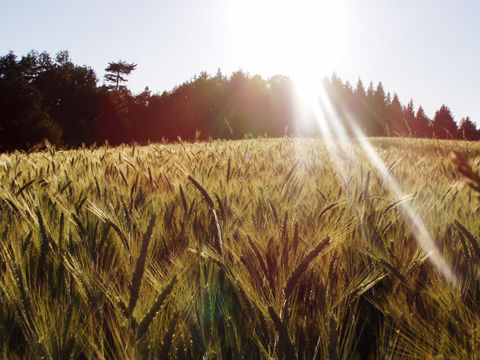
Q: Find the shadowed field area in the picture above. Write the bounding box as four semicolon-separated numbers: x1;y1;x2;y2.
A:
1;137;479;359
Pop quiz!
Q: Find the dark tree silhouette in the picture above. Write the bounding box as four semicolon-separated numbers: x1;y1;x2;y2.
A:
95;89;132;144
0;50;101;150
403;100;416;137
0;75;61;150
413;106;433;138
0;49;476;151
387;93;407;136
104;61;137;91
369;82;388;136
458;117;479;140
433;105;457;139
351;79;367;133
34;51;100;146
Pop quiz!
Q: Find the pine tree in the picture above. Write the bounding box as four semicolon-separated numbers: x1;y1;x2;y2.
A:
370;82;388;136
387;93;406;136
415;106;432;138
104;61;137;91
352;79;368;133
433;105;458;139
403;100;416;137
458;116;479;140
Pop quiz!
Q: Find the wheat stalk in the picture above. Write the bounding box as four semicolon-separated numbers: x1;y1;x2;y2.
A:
128;215;156;317
284;237;330;299
136;275;177;341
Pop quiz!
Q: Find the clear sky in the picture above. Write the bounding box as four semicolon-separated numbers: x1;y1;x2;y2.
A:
2;0;479;123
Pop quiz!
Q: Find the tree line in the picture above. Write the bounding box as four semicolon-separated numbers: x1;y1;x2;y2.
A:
0;50;477;152
323;74;477;140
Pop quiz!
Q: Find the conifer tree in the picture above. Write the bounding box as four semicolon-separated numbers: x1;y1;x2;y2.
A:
387;93;406;136
415;106;432;138
352;79;368;133
433;105;458;139
104;60;137;91
403;100;416;137
371;82;388;136
458;116;479;140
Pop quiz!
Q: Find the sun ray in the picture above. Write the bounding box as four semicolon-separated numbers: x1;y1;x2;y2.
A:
346;115;458;286
311;87;458;286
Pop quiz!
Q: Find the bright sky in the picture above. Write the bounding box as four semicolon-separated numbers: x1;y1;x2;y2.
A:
2;0;479;123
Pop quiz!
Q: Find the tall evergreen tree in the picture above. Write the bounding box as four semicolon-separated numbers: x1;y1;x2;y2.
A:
370;82;388;136
414;106;433;138
403;100;416;137
433;105;458;139
352;79;369;134
458;116;479;140
387;93;406;136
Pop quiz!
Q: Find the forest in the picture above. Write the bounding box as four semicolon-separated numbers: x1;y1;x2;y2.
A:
0;50;477;152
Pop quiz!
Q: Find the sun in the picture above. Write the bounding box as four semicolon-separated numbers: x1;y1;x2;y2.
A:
229;0;344;92
228;0;344;133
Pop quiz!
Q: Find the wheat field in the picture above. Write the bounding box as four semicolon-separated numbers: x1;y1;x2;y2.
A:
0;137;479;359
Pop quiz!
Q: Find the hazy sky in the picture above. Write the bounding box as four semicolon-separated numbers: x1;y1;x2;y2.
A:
2;0;479;123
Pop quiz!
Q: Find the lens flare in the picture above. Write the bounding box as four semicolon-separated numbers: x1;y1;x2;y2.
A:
291;78;457;286
346;115;458;286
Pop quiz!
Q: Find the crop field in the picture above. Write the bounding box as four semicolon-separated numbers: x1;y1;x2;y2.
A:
0;137;480;359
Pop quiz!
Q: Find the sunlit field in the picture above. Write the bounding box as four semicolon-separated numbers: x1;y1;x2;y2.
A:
1;137;480;359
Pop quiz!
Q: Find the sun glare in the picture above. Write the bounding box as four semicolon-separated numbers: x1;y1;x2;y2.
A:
229;0;343;86
229;0;344;134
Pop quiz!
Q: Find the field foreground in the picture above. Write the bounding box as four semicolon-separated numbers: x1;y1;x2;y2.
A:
1;137;480;359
